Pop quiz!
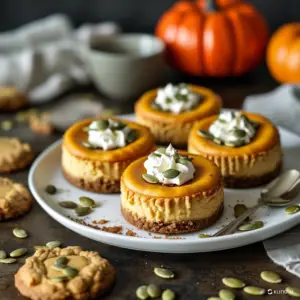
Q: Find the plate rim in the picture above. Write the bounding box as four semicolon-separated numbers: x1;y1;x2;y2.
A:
28;119;300;252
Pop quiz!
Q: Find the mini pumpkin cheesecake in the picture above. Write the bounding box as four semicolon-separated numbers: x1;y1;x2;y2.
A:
121;145;224;234
62;118;155;193
135;83;222;148
188;111;283;188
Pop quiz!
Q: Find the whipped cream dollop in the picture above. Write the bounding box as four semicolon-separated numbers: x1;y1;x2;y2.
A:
208;111;257;146
85;119;134;150
153;83;200;114
143;144;195;186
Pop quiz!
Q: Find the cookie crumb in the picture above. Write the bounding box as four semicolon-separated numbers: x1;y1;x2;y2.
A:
101;226;123;234
92;219;109;225
29;112;54;135
126;229;137;237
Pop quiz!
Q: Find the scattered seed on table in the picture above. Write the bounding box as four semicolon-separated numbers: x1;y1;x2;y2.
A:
0;258;17;264
10;248;27;258
260;271;282;284
222;277;245;289
219;289;235;300
243;286;266;296
13;228;28;239
207;298;221;300
46;241;61;249
162;289;176;300
1;120;13;131
286;286;300;297
136;285;149;300
154;267;175;279
147;284;161;298
0;250;7;259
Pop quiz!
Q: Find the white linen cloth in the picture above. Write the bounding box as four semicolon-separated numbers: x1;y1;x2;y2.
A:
0;14;120;103
244;84;300;277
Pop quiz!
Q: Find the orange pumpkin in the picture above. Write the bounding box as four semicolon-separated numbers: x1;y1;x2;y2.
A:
267;23;300;83
156;0;269;76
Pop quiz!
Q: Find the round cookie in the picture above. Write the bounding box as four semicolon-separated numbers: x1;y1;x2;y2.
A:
0;137;34;173
0;177;32;220
0;86;28;111
15;246;116;300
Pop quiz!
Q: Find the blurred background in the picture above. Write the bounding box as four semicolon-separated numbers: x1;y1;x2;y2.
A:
0;0;299;32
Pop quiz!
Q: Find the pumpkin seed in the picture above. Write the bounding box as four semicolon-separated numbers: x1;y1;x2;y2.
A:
285;205;300;215
45;185;57;195
152;153;162;158
224;140;244;148
79;197;96;208
75;206;92;217
254;221;264;228
232;129;246;138
13;228;28;239
0;258;17;264
156;147;166;154
198;234;211;238
52;263;67;271
243;286;265;296
10;248;27;258
59;201;78;209
154;267;175;279
82;141;94;148
94;119;109;130
178;157;191;166
286;286;300;297
46;241;61;249
147;284;161;298
142;174;159;184
152;102;162;111
238;223;257;232
260;271;282;284
198;130;214;140
222;277;245;289
136;285;149;300
162;169;180;179
56;256;69;266
52;276;68;282
234;204;248;218
162;289;176;300
1;120;13;131
213;138;223;145
126;130;137;143
83;126;90;132
219;289;235;300
110;121;126;130
207;298;221;300
63;267;78;278
0;250;7;259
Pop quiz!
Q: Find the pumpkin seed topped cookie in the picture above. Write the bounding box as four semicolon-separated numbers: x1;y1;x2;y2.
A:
0;177;32;220
0;86;28;111
0;137;34;173
135;83;222;148
15;246;116;300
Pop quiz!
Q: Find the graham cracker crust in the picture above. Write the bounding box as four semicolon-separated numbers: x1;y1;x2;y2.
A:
62;167;120;193
121;204;224;234
223;163;282;189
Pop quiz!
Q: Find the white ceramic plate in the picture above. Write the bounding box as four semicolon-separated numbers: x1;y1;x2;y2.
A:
28;114;300;253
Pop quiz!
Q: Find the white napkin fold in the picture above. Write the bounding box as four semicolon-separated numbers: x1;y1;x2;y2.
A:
244;85;300;135
0;14;120;103
244;85;300;277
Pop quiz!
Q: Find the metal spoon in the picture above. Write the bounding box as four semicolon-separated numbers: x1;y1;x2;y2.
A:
213;169;300;237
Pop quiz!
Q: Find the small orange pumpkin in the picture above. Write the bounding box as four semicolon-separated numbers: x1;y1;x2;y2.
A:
267;23;300;83
156;0;269;76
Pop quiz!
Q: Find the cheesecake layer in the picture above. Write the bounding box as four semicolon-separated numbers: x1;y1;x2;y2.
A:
121;154;224;233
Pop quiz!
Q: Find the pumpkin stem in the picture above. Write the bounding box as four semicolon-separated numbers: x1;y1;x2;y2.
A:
205;0;218;11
